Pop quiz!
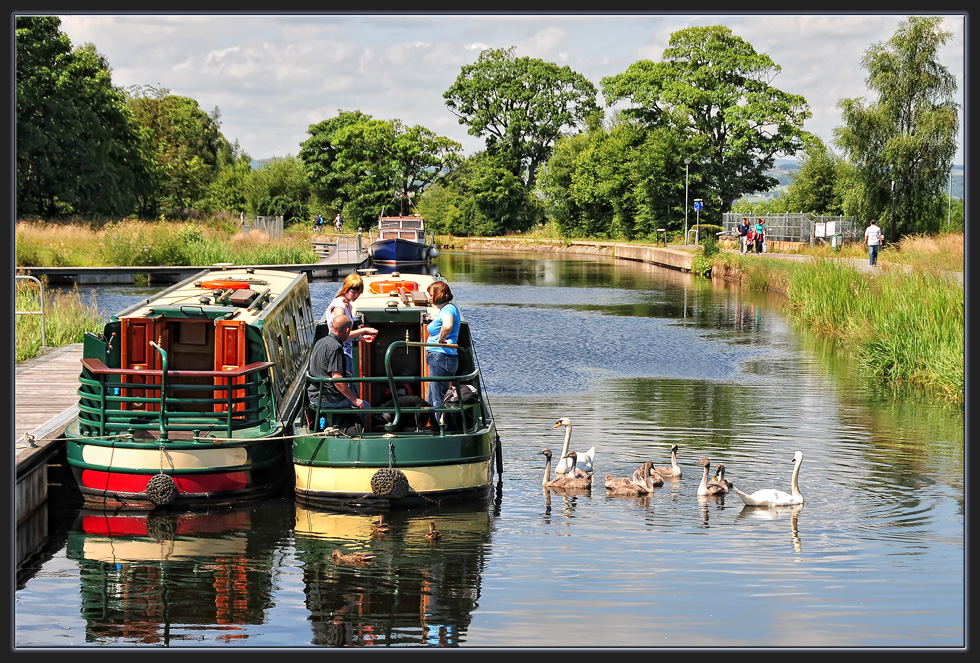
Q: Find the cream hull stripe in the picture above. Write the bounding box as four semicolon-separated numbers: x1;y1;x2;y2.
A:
295;460;490;493
81;445;249;470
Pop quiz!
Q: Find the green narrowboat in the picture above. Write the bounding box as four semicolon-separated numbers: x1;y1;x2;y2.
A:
292;269;501;508
65;267;316;509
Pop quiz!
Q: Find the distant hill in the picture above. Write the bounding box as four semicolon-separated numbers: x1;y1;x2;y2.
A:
756;160;963;200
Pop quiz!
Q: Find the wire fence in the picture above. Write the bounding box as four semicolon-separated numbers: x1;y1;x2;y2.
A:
240;214;284;241
720;212;862;245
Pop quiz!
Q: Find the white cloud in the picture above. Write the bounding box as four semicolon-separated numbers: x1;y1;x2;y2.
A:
53;12;964;163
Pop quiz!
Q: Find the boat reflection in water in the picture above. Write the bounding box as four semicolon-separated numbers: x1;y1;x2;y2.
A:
65;504;284;645
294;481;500;647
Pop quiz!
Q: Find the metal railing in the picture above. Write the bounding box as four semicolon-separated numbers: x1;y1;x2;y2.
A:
306;340;485;435
16;275;45;347
76;358;276;440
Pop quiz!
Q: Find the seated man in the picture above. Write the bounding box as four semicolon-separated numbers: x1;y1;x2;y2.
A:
307;314;371;431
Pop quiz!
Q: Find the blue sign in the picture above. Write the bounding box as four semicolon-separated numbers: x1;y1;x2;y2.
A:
693;200;703;211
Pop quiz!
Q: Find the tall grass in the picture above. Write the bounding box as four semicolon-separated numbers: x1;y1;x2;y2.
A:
787;262;963;401
15;282;104;362
16;219;318;267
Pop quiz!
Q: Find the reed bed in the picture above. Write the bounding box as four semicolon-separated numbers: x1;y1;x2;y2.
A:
787;262;963;402
16;219;317;267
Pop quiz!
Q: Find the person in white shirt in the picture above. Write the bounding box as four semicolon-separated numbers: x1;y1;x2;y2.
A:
864;219;884;266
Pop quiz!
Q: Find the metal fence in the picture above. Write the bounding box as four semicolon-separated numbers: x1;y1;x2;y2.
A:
240;214;284;240
720;212;861;245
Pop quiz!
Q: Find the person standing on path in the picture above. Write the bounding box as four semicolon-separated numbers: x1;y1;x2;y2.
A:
738;218;750;254
864;219;884;266
753;218;766;254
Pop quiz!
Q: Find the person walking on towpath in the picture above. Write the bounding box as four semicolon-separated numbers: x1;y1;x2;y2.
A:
738;218;750;254
864;219;884;266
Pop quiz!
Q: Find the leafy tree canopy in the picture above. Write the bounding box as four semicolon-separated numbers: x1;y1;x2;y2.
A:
834;16;958;238
126;87;229;213
244;156;311;225
444;46;600;191
601;25;812;217
299;110;462;229
16;16;148;218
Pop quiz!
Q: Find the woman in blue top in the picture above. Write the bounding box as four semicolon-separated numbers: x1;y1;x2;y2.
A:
753;218;766;254
425;280;461;409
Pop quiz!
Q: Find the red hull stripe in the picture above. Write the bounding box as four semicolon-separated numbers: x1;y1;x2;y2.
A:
82;510;251;536
80;469;250;495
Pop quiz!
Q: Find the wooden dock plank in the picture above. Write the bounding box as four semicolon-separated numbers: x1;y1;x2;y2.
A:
15;343;84;448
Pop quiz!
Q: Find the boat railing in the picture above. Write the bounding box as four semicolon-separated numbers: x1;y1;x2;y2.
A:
306;340;484;435
76;356;277;440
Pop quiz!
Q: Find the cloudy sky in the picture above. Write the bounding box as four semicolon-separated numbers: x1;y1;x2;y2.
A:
53;11;966;165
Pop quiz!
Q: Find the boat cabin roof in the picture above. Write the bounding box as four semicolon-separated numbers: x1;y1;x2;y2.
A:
114;267;308;324
349;269;440;316
378;216;425;230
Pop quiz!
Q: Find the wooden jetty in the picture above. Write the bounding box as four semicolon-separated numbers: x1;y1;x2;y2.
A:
15;343;84;538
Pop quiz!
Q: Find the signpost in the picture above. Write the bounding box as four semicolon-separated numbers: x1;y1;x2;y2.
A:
693;199;703;245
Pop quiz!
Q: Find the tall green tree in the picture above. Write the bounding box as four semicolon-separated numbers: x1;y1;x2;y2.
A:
418;151;539;236
444;46;600;191
16;16;148;218
126;87;228;214
784;138;845;215
539;119;686;240
834;16;959;238
601;25;812;218
299;111;462;229
244;156;311;225
200;143;253;216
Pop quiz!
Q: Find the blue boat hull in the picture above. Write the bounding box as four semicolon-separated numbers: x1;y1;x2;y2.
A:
369;238;433;264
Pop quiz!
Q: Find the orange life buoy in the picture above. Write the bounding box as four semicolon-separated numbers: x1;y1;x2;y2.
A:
369;280;419;294
200;279;252;290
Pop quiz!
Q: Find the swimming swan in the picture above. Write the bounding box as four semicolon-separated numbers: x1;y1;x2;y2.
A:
556;451;593;489
606;468;654;497
653;444;682;479
540;448;592;490
730;451;805;507
696;457;730;496
605;461;652;489
551;417;596;475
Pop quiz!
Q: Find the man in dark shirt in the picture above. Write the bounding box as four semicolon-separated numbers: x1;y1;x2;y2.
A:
308;314;370;428
738;218;750;254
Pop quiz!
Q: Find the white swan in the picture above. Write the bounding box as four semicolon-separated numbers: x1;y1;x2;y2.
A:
551;417;595;476
696;457;730;496
539;448;591;490
730;451;805;507
653;444;682;479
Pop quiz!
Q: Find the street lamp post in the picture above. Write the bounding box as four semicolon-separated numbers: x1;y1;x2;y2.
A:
890;180;896;239
684;159;691;245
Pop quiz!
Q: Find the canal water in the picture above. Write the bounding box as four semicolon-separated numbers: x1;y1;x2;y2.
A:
15;252;964;648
